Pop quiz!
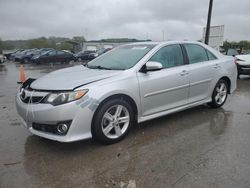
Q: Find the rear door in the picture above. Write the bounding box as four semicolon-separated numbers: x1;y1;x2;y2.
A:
46;50;57;63
57;51;68;62
183;43;218;104
138;44;190;116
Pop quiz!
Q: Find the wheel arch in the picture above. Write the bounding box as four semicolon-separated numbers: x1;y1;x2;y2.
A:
91;93;139;133
219;76;231;94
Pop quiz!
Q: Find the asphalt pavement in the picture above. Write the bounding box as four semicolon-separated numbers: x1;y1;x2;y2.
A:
0;62;250;188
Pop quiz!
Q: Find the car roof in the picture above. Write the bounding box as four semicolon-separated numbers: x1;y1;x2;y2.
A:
127;41;205;46
125;40;224;58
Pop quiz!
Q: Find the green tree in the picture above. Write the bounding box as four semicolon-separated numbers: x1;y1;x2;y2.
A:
0;38;2;52
56;42;72;51
72;36;86;43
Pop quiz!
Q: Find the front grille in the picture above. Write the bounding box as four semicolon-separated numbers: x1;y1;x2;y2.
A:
21;96;44;104
241;65;250;68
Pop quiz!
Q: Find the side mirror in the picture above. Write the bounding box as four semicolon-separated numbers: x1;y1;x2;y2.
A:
145;61;163;71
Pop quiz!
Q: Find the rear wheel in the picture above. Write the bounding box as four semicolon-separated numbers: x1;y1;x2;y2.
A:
208;79;228;108
92;98;134;144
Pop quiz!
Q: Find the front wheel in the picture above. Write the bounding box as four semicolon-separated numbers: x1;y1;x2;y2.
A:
92;98;134;144
208;79;228;108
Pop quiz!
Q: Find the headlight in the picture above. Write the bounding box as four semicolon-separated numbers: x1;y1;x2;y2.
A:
94;53;98;57
42;90;88;106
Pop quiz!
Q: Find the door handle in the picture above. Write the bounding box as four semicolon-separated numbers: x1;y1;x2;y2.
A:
213;64;221;69
180;70;189;76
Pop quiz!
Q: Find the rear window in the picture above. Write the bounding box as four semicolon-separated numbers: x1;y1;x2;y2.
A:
206;50;217;60
184;44;208;64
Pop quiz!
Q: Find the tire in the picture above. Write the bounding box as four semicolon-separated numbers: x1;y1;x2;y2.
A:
208;79;229;108
92;98;134;144
23;58;29;64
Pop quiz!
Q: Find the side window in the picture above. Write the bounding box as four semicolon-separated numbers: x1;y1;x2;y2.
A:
57;51;65;55
149;44;184;68
206;50;217;60
48;50;56;55
184;44;208;64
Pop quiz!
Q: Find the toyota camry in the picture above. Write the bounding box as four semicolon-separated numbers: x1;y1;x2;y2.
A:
16;41;237;144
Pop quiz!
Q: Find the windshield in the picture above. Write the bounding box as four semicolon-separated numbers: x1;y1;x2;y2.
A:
87;44;155;70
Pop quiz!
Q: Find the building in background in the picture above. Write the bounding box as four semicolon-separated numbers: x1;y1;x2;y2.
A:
202;25;224;50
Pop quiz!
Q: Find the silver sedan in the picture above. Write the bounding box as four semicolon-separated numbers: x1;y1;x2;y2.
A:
16;41;237;144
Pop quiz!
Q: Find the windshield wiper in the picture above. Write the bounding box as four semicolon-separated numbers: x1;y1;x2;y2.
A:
86;65;112;70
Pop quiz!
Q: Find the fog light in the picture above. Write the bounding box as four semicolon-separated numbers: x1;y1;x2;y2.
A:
57;124;68;134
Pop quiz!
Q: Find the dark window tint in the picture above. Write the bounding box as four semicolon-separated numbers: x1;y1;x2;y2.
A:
48;50;56;55
149;44;184;68
184;44;208;64
206;50;217;60
57;51;65;55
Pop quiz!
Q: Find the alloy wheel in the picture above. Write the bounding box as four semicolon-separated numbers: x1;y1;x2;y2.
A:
101;105;130;139
214;82;227;105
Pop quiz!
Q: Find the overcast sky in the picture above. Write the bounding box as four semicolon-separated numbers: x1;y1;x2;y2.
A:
0;0;249;41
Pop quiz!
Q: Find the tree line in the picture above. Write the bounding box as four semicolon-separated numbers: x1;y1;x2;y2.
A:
1;36;250;52
223;40;250;53
0;36;86;51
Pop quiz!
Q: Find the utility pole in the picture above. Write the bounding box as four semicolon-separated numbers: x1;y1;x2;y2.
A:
205;0;214;45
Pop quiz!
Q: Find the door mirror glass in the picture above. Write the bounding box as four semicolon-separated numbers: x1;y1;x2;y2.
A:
146;61;163;71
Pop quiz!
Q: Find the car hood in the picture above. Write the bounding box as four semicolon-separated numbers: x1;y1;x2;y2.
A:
31;65;121;90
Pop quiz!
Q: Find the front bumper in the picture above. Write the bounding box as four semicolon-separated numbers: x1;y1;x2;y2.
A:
16;93;94;142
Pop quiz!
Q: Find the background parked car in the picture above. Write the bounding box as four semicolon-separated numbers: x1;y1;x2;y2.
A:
236;55;250;78
0;54;6;64
242;50;250;55
9;49;25;61
14;49;38;63
75;50;96;61
4;49;20;60
226;49;250;78
88;48;112;60
31;49;76;64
